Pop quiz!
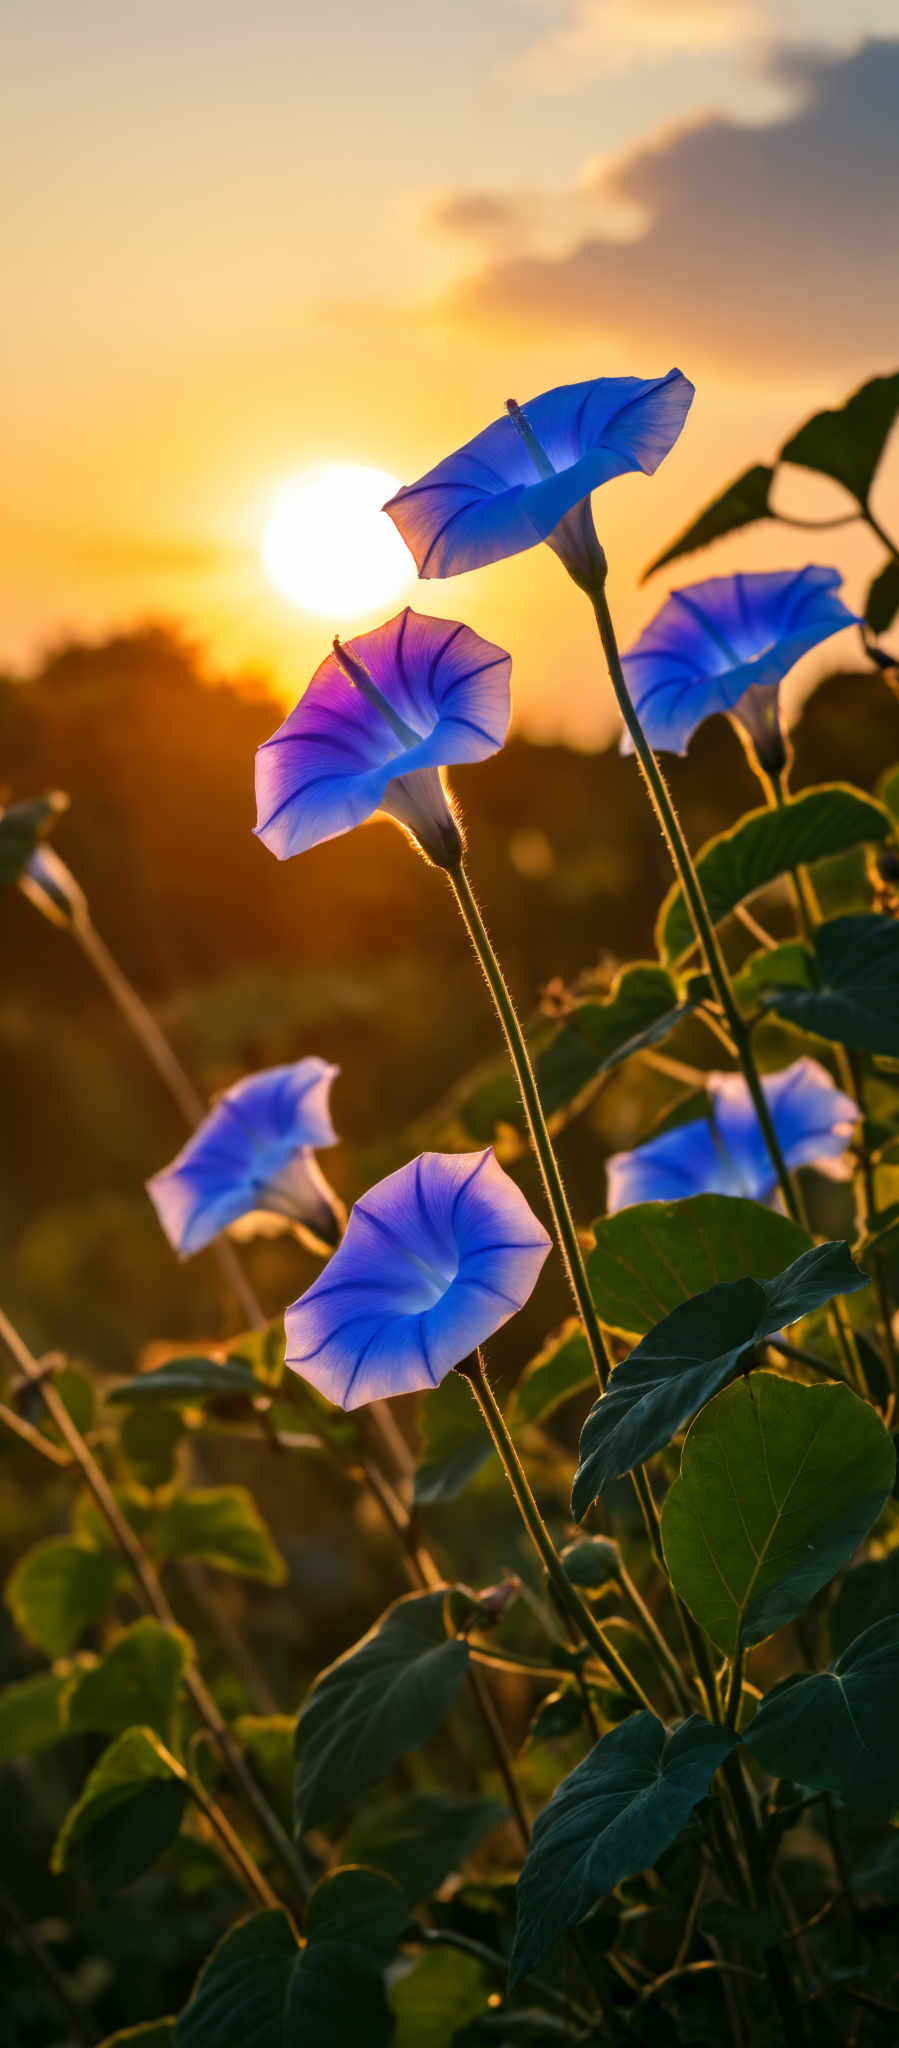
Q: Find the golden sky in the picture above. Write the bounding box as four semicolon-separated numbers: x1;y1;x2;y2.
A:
3;1;898;743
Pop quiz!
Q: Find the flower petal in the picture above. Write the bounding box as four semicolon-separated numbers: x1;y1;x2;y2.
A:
606;1120;728;1212
147;1058;340;1255
621;567;858;755
284;1149;550;1408
385;372;693;579
254;609;511;859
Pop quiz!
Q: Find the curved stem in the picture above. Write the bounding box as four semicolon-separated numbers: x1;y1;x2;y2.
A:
447;862;611;1387
458;1352;654;1714
864;507;899;558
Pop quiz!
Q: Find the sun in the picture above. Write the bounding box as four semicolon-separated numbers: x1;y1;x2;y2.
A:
261;464;416;619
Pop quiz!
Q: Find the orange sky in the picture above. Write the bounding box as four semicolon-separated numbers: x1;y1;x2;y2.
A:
3;3;898;744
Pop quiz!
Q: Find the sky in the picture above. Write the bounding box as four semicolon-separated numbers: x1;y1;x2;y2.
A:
3;0;899;744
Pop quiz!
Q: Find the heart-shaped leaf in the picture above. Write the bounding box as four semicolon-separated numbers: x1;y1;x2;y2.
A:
342;1790;507;1904
155;1488;285;1584
6;1538;124;1656
390;1948;491;2048
511;1712;736;1980
656;788;890;964
828;1548;899;1657
52;1726;188;1899
866;558;899;636
573;1242;867;1514
0;1670;68;1759
779;372;899;507
744;1617;899;1813
588;1195;811;1339
535;963;690;1119
661;1375;896;1656
642;464;774;580
759;913;899;1056
294;1590;470;1832
109;1357;260;1403
63;1619;190;1742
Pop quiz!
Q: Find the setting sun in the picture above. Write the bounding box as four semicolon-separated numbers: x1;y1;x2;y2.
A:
261;464;415;619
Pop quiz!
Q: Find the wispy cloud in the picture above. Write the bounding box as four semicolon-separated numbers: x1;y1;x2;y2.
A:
510;0;768;91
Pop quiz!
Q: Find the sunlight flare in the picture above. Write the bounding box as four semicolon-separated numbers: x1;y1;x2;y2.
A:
262;464;415;618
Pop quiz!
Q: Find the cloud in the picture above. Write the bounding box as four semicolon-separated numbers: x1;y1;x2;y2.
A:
442;39;899;375
514;0;766;91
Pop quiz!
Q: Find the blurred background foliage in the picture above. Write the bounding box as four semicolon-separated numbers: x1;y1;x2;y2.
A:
2;626;898;2039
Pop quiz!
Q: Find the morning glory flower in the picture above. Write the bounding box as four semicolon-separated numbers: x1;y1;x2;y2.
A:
148;1059;342;1256
254;608;511;869
284;1148;551;1409
620;567;858;767
606;1058;858;1213
384;371;693;582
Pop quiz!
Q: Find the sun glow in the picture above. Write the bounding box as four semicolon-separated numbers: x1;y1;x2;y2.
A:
261;465;415;618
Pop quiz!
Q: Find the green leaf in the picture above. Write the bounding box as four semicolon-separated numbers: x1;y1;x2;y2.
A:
155;1488;286;1583
588;1195;811;1339
661;1375;896;1656
509;1321;594;1428
534;963;690;1119
526;1684;587;1747
511;1712;736;1980
294;1590;470;1832
52;1726;188;1898
390;1948;491;2048
414;1371;493;1505
109;1357;260;1404
98;2026;177;2047
6;1538;124;1656
177;1871;409;2048
732;940;815;1008
866;557;899;636
560;1537;622;1589
744;1617;899;1813
230;1715;296;1828
119;1404;184;1489
760;913;899;1056
39;1367;95;1438
0;1669;68;1758
779;372;899;507
63;1619;189;1741
700;1901;782;1950
656;787;891;963
881;764;899;825
642;464;774;579
0;791;68;886
342;1790;508;1904
828;1548;899;1656
573;1242;867;1515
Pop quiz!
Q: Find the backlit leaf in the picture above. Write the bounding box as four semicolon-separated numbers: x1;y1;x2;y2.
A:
390;1948;491;2048
63;1619;189;1742
780;372;899;506
509;1321;594;1428
6;1538;124;1656
535;963;690;1119
155;1488;286;1584
52;1726;188;1899
661;1375;896;1655
760;913;899;1056
642;465;773;579
744;1617;899;1813
0;1669;68;1759
588;1195;811;1339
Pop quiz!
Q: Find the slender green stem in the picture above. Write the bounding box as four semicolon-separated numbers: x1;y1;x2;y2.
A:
618;1561;692;1712
458;1352;654;1713
724;1650;744;1731
447;861;611;1387
724;1753;806;2044
865;507;899;558
591;582;803;1225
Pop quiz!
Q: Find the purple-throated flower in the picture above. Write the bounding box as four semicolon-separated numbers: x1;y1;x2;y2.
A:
384;372;693;585
147;1059;342;1255
284;1149;551;1409
620;567;858;770
606;1058;858;1212
254;608;511;869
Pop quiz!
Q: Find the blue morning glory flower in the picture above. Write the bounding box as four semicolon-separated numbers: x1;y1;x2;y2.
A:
606;1058;858;1212
384;372;694;580
620;567;858;764
284;1149;551;1409
254;608;511;869
147;1059;342;1256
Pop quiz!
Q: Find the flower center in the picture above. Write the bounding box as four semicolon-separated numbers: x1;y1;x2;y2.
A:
505;398;556;481
332;636;423;752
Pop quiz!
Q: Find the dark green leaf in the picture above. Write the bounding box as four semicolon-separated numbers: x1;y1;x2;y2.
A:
0;1669;68;1758
0;791;68;886
744;1617;899;1813
390;1949;491;2047
526;1684;587;1747
511;1713;736;1980
642;465;773;579
109;1358;260;1404
732;940;815;1008
656;788;891;963
866;557;899;635
760;913;899;1056
294;1590;470;1831
509;1321;594;1428
52;1726;188;1898
560;1537;622;1588
39;1367;95;1438
588;1195;811;1339
535;963;689;1119
700;1902;781;1950
342;1791;507;1903
6;1538;124;1656
573;1242;867;1514
880;764;899;825
661;1375;896;1655
177;1871;409;2048
414;1371;493;1504
63;1619;190;1741
155;1488;286;1583
780;372;899;506
828;1548;899;1656
119;1404;184;1488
